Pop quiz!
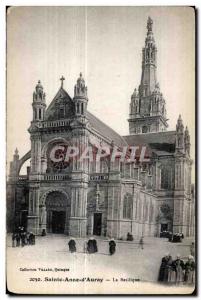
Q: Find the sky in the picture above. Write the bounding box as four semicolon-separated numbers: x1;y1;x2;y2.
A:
7;6;195;178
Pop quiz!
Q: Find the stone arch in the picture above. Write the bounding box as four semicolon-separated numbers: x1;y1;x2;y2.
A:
40;189;70;234
41;137;70;159
40;188;70;205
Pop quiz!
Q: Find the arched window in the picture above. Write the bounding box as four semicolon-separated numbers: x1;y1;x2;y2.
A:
77;103;80;114
142;126;148;133
81;103;84;114
39;108;41;120
123;194;133;219
34;108;37;120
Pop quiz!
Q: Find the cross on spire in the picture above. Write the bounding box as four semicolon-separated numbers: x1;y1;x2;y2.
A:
60;76;65;88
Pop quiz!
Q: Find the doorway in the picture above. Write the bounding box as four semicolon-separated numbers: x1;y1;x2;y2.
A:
52;211;66;233
161;223;168;232
93;213;102;236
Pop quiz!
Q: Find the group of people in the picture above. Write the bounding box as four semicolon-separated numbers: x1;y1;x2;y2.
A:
158;253;195;285
169;233;184;243
160;231;185;243
12;226;35;247
68;237;117;255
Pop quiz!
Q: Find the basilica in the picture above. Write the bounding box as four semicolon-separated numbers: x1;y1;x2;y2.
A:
7;17;195;238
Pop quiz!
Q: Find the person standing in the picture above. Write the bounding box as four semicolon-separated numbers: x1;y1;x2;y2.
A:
109;238;116;255
16;233;20;247
92;238;98;253
87;238;94;254
21;232;26;247
29;232;35;245
26;232;30;245
190;242;195;257
167;255;176;284
172;254;185;285
158;253;170;282
68;238;76;253
184;255;195;284
12;233;16;247
139;236;144;249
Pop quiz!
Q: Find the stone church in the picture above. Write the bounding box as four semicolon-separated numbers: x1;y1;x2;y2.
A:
7;17;195;238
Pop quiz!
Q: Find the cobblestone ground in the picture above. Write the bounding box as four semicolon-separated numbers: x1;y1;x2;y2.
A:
6;234;195;295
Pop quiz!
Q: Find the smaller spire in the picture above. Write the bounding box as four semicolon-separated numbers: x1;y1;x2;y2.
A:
147;16;153;32
36;80;43;91
14;148;19;160
176;114;184;132
145;16;155;45
132;88;138;99
33;80;45;102
74;72;87;98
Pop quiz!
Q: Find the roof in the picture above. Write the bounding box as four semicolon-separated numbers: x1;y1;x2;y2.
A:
86;111;128;147
45;87;75;120
123;131;176;153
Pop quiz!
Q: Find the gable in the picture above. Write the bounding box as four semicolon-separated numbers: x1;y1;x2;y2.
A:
45;88;75;121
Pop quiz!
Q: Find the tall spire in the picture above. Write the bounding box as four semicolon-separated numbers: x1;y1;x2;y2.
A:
128;17;168;134
140;17;157;96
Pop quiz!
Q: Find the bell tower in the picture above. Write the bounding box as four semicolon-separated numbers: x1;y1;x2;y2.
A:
128;17;168;134
32;80;46;121
73;72;88;116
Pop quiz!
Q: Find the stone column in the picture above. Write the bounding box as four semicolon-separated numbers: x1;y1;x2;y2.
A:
39;204;47;233
27;184;40;234
69;123;89;237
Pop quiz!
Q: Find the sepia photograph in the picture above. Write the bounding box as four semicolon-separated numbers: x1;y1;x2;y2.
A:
6;6;196;295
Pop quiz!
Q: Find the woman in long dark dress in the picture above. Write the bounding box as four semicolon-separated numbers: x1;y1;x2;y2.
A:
158;253;170;282
87;238;95;254
68;238;76;253
109;239;116;255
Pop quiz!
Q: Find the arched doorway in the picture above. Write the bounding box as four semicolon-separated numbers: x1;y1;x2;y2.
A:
45;191;70;234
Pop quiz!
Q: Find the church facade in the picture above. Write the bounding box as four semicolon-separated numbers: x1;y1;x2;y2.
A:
7;17;195;238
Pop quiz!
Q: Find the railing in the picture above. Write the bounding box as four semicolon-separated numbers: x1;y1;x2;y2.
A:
42;174;71;181
90;173;109;181
41;119;71;129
